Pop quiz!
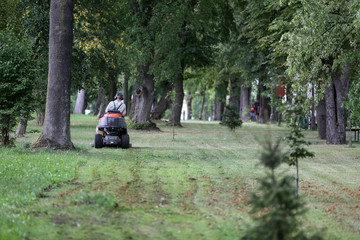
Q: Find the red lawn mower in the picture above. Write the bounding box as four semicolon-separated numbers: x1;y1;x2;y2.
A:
94;110;130;149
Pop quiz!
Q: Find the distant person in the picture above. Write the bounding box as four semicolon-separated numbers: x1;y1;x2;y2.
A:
250;104;255;121
105;92;126;116
255;99;260;121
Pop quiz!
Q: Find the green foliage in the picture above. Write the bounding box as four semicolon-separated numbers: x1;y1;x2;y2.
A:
126;117;156;130
0;0;22;32
281;95;315;166
0;29;37;146
343;79;360;126
220;105;243;131
242;136;323;240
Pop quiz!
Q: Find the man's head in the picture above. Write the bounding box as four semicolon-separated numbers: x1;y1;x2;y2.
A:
114;92;123;100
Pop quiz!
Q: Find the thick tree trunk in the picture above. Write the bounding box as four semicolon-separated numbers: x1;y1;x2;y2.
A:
259;84;271;123
240;86;251;121
213;78;228;121
73;88;86;114
99;94;108;117
325;82;339;143
325;63;350;144
36;109;45;126
93;87;103;116
151;82;172;120
16;118;27;137
213;96;225;121
317;98;326;139
107;72;118;101
229;77;240;114
186;92;192;120
131;64;154;123
172;74;184;126
34;0;74;150
1;119;10;146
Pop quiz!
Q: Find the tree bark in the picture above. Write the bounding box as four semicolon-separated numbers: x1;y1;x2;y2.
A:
348;119;352;147
317;98;326;140
1;116;10;146
325;82;339;143
240;86;251;121
310;84;317;130
186;92;192;120
36;109;45;126
131;64;155;123
229;76;240;114
16;118;27;137
93;87;103;116
199;91;206;120
73;88;86;114
151;82;172;120
172;74;184;126
34;0;74;150
325;63;350;144
259;84;271;123
99;93;108;117
213;95;225;121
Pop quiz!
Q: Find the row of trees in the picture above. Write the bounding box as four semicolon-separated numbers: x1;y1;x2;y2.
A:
1;0;360;148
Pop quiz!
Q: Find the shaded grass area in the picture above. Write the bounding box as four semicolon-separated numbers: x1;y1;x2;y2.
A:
1;115;360;239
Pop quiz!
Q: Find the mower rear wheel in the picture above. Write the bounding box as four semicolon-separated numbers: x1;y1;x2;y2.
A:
121;134;130;149
94;134;103;148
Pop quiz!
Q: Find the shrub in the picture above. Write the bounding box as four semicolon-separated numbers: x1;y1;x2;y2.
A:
220;105;242;131
0;29;37;147
242;137;323;240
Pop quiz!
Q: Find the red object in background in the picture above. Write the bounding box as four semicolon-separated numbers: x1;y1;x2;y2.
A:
276;84;285;97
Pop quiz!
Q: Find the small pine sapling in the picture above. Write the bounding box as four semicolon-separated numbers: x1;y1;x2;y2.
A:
242;136;323;240
220;105;243;131
282;97;314;196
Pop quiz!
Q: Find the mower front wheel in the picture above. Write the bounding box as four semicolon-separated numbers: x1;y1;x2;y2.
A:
121;134;130;149
94;134;103;148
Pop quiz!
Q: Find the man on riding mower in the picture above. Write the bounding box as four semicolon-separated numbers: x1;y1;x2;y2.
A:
105;92;126;116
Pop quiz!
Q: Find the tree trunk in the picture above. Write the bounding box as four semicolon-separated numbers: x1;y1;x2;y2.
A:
348;118;352;147
229;76;240;114
93;87;103;116
33;0;74;150
1;118;10;146
317;98;326;139
16;118;27;137
310;84;317;130
240;86;251;121
325;82;339;143
151;82;172;120
325;63;350;144
213;95;225;121
259;84;271;123
131;64;155;123
36;109;45;126
99;93;107;117
186;92;192;120
73;88;86;114
172;74;184;126
199;91;206;120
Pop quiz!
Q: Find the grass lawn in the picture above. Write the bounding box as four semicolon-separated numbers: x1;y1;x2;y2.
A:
1;115;359;239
